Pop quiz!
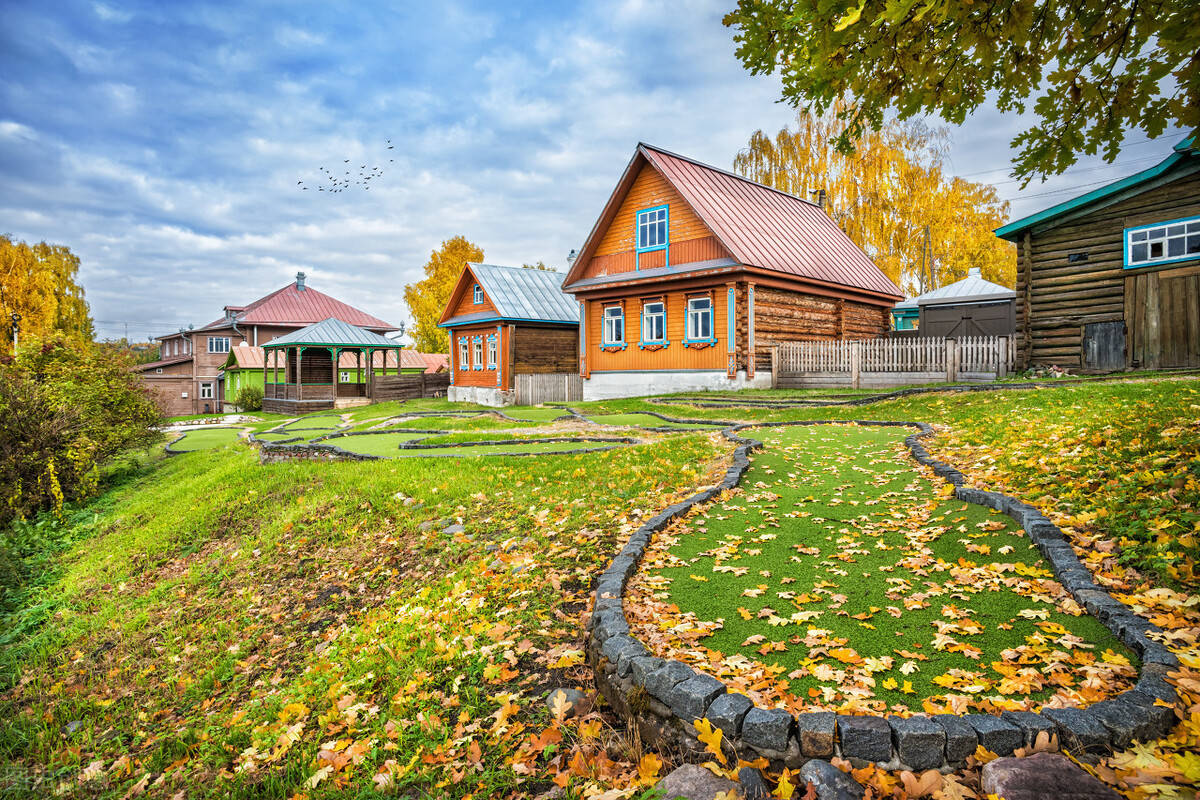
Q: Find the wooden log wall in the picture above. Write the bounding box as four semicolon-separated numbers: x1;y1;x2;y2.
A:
1018;169;1200;369
751;286;889;370
513;326;579;374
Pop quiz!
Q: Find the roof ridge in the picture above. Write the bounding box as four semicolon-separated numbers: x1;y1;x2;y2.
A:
637;141;822;209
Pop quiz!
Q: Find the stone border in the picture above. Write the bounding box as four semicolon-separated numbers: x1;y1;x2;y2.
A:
588;420;1181;772
164;428;249;456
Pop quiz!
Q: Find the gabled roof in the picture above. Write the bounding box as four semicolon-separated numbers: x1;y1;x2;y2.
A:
893;267;1015;310
996;135;1200;240
440;263;578;326
262;318;402;349
562;143;902;300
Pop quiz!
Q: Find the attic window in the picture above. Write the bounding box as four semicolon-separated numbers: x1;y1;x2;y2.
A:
473;284;483;304
1126;217;1200;268
636;206;668;252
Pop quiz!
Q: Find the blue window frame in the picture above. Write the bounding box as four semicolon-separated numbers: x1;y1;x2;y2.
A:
684;296;716;344
458;337;469;371
635;205;668;269
639;300;667;348
486;334;497;369
1125;215;1200;269
601;305;626;349
472;336;483;369
473;284;484;304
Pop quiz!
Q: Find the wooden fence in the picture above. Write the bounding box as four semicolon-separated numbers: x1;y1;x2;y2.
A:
773;336;1014;388
371;373;451;401
515;373;583;405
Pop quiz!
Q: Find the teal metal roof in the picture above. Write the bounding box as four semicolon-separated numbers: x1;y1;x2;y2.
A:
262;318;400;348
995;135;1198;240
449;263;578;325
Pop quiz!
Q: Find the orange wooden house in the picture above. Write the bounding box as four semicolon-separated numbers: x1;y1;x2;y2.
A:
440;263;578;405
561;143;903;399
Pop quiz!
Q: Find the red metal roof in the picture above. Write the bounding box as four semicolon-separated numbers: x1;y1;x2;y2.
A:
641;145;901;298
197;279;396;330
564;144;902;301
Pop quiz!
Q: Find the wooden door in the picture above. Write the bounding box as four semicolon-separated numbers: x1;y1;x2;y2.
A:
1126;264;1200;369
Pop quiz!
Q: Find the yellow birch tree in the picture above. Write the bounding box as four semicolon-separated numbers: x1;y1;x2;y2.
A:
403;235;484;353
733;105;1015;297
0;236;93;350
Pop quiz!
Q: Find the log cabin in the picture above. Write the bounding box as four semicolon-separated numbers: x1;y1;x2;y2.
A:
136;271;397;415
440;263;579;406
996;136;1200;371
560;143;903;399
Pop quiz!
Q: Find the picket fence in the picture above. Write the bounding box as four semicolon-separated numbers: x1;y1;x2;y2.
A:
772;336;1014;388
515;373;583;405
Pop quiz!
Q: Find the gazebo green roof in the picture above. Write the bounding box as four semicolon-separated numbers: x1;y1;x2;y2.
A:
262;318;401;349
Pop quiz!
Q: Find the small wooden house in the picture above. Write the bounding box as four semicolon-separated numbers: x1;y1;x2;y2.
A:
890;268;1015;337
996;136;1200;371
560;143;902;399
439;263;579;406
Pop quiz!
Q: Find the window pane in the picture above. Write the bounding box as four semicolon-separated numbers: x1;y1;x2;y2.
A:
1168;225;1186;237
700;312;711;339
1148;227;1166;239
1168;237;1185;257
1188;235;1200;254
1131;243;1148;262
1131;230;1148;242
1189;222;1200;233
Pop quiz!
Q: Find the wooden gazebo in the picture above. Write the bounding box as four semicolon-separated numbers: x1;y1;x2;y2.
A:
261;318;403;414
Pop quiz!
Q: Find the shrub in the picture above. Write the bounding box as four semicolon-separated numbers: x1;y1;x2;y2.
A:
235;384;263;412
0;338;163;527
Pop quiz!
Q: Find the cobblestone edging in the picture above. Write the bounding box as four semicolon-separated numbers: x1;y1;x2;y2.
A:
251;430;640;462
565;407;730;432
162;432;189;456
587;420;1181;771
394;435;639;451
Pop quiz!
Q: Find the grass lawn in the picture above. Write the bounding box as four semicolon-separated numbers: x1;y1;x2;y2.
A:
394;441;626;458
169;428;245;451
1;378;1196;798
322;431;444;457
631;424;1136;715
501;407;574;423
584;412;726;430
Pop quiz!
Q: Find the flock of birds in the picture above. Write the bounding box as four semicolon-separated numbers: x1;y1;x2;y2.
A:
297;140;394;193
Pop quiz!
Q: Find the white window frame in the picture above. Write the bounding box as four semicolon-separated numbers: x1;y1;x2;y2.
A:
641;300;666;344
473;336;483;370
207;336;230;354
636;206;668;252
473;284;484;304
199;382;214;399
339;371;351;383
458;337;469;371
685;296;714;342
486;335;498;369
1125;216;1200;269
602;305;625;346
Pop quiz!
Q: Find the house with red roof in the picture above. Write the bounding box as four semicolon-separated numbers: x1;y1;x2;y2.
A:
561;143;903;399
137;272;398;415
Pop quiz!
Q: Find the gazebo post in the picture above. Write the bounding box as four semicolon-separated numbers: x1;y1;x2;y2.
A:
331;346;339;399
366;347;373;399
297;346;305;401
356;350;362;396
261;352;267;403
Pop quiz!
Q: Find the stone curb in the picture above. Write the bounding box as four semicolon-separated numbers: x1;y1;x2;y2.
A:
586;418;1181;770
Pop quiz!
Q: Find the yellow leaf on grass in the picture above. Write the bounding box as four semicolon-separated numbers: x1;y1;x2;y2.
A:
694;717;727;765
549;649;584;669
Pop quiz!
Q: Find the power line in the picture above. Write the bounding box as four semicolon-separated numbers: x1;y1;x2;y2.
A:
950;136;1174;179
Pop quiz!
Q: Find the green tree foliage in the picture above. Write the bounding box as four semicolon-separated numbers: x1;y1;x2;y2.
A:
403;236;484;353
0;235;93;350
734;106;1015;295
0;339;163;528
723;1;1200;182
235;384;264;412
522;261;557;272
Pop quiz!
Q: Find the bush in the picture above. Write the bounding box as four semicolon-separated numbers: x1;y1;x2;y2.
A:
0;338;163;528
235;384;263;412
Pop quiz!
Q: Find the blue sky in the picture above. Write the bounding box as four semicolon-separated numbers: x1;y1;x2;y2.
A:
0;0;1182;341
